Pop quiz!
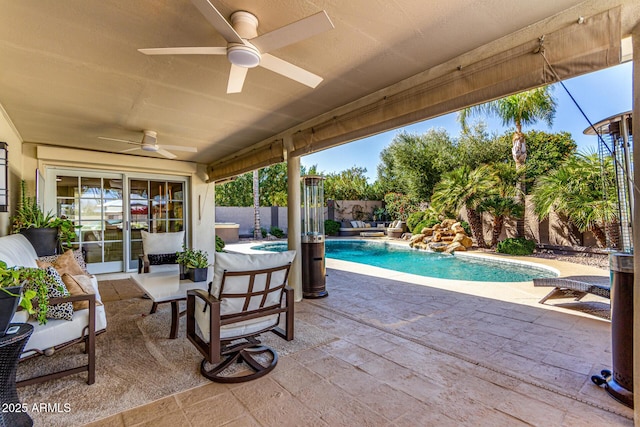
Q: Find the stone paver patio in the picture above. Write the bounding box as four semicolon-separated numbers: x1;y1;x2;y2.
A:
88;247;630;426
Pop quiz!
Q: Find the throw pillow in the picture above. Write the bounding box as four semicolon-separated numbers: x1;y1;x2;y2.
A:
24;267;73;321
37;249;88;277
38;249;89;275
141;230;185;255
61;274;103;311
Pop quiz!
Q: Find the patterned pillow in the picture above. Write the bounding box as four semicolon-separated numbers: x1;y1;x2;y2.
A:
148;253;178;265
24;267;74;322
38;249;90;275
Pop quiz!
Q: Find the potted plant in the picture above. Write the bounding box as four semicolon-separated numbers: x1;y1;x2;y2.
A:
0;261;41;335
176;246;209;282
11;180;79;256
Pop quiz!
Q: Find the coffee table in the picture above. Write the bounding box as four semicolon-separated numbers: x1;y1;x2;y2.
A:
131;266;211;339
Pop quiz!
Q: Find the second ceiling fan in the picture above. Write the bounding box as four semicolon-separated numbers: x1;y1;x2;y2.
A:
139;0;334;94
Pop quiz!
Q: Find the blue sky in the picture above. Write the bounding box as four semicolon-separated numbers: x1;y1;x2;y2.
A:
301;62;633;182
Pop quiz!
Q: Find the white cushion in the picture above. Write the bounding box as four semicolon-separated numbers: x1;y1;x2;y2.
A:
141;230;184;255
350;220;358;228
194;250;296;341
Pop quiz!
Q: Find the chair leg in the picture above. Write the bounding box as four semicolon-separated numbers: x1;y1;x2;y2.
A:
149;302;158;314
200;344;278;383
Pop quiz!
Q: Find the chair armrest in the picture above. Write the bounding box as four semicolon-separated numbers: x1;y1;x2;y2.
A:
187;289;220;306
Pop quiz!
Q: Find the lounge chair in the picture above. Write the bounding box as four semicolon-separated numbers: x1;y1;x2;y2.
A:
533;275;611;303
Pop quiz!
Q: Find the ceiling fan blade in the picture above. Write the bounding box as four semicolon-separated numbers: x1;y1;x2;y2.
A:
260;54;322;88
99;136;142;145
119;147;141;153
250;11;334;53
138;47;226;56
159;145;198;153
156;149;177;159
227;64;248;93
190;0;244;44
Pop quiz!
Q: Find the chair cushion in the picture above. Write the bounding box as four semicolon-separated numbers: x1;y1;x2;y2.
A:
141;230;184;255
194;299;279;340
211;251;296;301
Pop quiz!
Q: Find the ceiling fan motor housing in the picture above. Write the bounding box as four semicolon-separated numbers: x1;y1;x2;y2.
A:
227;11;260;68
142;130;158;151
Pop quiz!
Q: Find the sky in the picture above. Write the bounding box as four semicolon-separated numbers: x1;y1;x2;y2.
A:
301;61;633;182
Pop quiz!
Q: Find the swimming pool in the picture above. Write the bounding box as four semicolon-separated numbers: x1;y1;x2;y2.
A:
252;240;557;282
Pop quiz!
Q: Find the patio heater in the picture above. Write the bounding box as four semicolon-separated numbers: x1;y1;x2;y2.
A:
301;175;327;298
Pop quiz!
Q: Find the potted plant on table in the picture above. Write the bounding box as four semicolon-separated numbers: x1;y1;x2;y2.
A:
176;247;209;282
0;261;45;336
11;180;79;256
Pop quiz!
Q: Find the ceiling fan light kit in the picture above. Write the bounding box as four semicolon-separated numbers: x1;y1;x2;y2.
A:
138;0;334;94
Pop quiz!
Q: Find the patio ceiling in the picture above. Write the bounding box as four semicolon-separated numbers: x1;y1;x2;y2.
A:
0;0;638;180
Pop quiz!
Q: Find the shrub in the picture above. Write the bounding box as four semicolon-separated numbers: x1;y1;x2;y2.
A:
269;226;284;238
496;237;536;255
250;227;268;238
412;219;440;235
215;235;225;252
460;221;472;237
406;211;426;232
324;219;341;236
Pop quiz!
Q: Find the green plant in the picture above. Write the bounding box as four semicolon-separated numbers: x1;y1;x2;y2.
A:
373;207;389;222
406;211;427;232
459;221;472;237
412;219;440;235
11;180;79;249
0;261;45;324
496;237;536;255
324;219;341;236
215;236;225;252
176;246;209;268
269;226;284;238
251;227;268;238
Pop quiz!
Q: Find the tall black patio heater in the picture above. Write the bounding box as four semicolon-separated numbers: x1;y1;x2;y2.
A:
301;175;327;298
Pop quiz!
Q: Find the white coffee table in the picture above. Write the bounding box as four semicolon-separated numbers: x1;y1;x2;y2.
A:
130;266;211;339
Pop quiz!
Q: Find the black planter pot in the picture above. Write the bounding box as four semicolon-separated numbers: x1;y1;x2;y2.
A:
20;227;59;256
0;286;22;337
188;267;208;282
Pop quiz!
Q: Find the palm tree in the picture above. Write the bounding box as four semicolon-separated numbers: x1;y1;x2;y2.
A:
431;165;495;248
253;169;261;239
531;152;618;248
479;163;524;247
458;86;557;237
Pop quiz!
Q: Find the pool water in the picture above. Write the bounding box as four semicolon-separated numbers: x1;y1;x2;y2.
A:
252;240;557;282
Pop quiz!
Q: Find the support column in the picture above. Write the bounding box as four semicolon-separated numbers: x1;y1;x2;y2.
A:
285;136;302;301
632;23;640;425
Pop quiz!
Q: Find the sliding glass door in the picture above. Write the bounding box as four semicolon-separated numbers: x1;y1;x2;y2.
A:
50;169;188;274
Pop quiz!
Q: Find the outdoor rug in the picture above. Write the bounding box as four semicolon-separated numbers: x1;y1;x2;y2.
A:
17;279;336;427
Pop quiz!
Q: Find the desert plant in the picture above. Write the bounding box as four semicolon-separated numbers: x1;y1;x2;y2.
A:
324;219;341;236
269;226;284;238
496;237;536;255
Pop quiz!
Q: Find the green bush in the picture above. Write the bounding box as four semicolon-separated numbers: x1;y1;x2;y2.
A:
406;211;426;232
412;219;440;235
460;221;472;237
269;226;284;238
324;219;341;236
496;237;536;255
215;235;225;252
250;227;268;238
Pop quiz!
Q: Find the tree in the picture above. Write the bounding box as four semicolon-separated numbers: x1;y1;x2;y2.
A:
324;166;380;200
479;163;523;247
252;170;261;239
531;152;618;248
458;86;557;236
431;165;495;248
376;130;457;201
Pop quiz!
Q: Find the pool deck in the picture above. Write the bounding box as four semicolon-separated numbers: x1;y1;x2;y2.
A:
92;239;626;426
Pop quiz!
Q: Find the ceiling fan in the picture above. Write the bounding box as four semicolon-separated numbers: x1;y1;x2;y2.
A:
138;0;334;93
98;130;197;159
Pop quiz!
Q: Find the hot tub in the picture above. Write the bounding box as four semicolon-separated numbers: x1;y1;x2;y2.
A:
215;222;240;243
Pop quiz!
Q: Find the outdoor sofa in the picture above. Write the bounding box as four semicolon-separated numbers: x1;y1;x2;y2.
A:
0;233;107;386
338;220;386;236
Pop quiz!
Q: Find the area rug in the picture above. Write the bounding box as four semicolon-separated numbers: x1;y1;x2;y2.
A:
17;280;337;427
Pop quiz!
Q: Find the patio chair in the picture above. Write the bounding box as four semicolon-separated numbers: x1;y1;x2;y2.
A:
533;275;611;303
186;250;296;383
138;230;185;274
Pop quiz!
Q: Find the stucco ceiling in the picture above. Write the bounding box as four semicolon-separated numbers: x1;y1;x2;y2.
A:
0;0;638;165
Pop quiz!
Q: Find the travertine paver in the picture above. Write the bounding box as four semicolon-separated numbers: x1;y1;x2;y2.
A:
87;253;632;426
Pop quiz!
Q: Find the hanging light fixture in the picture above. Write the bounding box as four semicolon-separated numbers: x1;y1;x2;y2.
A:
0;142;7;212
